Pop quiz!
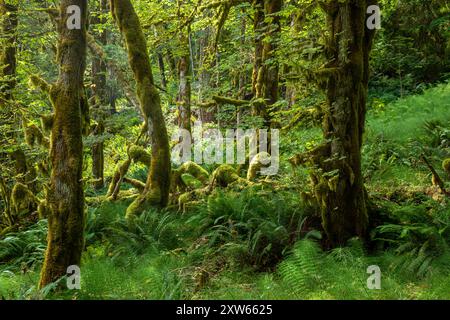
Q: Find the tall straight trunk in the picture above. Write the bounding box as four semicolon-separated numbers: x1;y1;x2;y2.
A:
110;0;171;217
166;49;177;83
0;1;17;105
312;0;377;247
153;26;168;90
251;0;264;98
91;122;104;189
197;27;215;123
90;0;108;189
258;0;281;106
91;0;107;104
0;0;18;161
176;32;192;134
252;0;282;126
39;0;88;288
157;53;167;89
237;10;247;126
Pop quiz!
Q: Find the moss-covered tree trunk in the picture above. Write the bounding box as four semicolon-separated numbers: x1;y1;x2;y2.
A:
251;0;281;127
312;0;377;247
251;0;264;98
39;0;88;288
0;1;17;106
90;0;108;190
110;0;171;217
91;121;104;189
257;0;281;106
176;32;192;134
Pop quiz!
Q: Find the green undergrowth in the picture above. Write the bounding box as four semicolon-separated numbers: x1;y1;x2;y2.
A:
1;84;450;300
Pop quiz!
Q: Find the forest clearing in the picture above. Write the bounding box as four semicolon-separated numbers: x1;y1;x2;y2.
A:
0;0;449;301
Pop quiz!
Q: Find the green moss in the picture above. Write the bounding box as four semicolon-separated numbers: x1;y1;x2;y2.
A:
40;113;54;132
37;199;49;219
24;124;44;147
177;189;204;213
442;158;450;175
211;164;244;187
29;74;50;93
247;152;270;181
107;159;132;199
11;182;37;217
9;148;27;176
111;0;171;209
181;173;203;189
39;0;88;289
125;187;162;219
128;145;151;166
171;162;209;193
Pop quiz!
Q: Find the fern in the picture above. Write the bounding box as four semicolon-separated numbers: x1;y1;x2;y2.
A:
0;219;47;271
187;188;312;269
278;239;322;297
373;203;450;277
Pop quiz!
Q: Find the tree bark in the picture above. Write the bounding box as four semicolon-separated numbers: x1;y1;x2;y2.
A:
311;0;377;247
91;122;104;189
0;1;17;106
157;52;167;89
90;0;108;189
251;0;282;127
251;0;264;98
110;0;171;217
176;32;192;134
39;0;88;288
258;0;281;105
91;0;109;190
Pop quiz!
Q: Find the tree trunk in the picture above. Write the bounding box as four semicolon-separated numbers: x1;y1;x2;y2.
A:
0;1;17;105
157;53;167;89
312;0;377;247
251;0;264;98
252;0;282;127
90;0;108;189
176;32;192;134
110;0;171;217
259;0;281;106
91;122;104;189
237;10;247;126
91;0;108;104
39;0;88;288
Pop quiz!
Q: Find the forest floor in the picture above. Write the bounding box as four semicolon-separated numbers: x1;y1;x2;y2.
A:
1;83;450;300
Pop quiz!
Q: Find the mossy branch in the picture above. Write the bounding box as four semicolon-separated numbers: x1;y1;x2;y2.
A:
29;75;51;94
199;0;248;11
123;177;146;191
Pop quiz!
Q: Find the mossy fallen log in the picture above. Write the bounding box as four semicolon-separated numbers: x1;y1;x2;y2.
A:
123;177;146;191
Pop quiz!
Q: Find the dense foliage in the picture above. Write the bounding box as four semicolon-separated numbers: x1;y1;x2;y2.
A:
0;0;449;300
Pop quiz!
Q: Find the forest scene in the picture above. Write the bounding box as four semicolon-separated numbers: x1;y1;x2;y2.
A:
0;0;449;301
